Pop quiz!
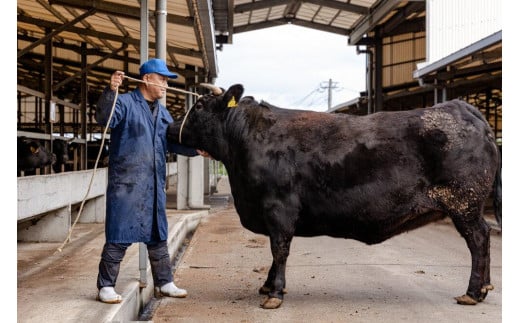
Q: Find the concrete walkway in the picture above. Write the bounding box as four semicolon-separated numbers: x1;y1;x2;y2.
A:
17;193;209;322
17;176;503;322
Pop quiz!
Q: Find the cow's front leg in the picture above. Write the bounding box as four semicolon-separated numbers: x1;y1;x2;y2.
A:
261;232;293;309
259;260;287;295
259;260;277;295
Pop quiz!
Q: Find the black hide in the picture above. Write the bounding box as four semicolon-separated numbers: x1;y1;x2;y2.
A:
167;84;500;308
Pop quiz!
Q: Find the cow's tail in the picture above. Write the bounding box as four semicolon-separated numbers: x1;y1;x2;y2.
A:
492;148;502;227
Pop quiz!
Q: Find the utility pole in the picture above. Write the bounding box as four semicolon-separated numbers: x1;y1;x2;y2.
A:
319;79;339;110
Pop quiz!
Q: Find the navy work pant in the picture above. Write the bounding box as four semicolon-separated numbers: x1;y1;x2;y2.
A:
97;240;173;290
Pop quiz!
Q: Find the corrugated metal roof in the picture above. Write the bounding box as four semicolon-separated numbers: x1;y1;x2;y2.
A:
17;0;217;120
17;0;423;126
218;0;379;37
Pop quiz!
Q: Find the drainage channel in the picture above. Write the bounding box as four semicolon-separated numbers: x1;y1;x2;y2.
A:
137;230;195;321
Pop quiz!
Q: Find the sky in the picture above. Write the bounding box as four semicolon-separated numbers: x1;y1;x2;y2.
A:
213;24;367;112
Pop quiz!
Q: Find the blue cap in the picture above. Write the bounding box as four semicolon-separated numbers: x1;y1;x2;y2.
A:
139;58;178;78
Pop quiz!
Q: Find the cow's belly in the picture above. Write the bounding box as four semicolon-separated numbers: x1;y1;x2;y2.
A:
293;209;446;244
234;194;445;245
233;200;271;236
229;167;444;244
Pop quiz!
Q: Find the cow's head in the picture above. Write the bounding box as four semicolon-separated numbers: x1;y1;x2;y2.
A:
17;137;57;171
167;84;244;161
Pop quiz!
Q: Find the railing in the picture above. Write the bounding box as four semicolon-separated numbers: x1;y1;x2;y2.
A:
17;162;179;242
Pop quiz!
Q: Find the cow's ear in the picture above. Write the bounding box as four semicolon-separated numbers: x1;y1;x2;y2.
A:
223;84;244;109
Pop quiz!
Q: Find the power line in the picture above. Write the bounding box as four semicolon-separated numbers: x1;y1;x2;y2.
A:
292;79;351;110
292;87;321;107
319;79;339;110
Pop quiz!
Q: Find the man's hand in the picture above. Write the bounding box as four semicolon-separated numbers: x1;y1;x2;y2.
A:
197;149;213;159
110;71;125;91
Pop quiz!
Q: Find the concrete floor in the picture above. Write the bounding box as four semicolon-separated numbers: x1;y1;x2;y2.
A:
150;204;502;323
17;176;503;322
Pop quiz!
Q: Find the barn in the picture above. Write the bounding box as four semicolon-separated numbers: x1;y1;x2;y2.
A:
15;0;503;321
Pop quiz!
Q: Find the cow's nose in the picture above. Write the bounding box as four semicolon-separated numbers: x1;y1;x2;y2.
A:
51;153;57;164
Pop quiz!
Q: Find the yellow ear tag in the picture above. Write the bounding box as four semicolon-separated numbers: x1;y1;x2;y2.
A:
227;96;238;108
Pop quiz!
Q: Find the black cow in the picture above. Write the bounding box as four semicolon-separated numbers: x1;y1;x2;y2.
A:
87;139;110;169
167;84;501;309
52;138;83;173
17;137;56;176
52;139;71;173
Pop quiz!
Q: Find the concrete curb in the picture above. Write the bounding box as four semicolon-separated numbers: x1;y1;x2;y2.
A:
102;210;207;323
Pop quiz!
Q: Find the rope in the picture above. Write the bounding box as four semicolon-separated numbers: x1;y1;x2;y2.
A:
56;88;119;253
123;75;201;98
124;75;201;144
178;104;194;144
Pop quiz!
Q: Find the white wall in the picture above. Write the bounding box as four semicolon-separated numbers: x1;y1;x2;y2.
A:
425;0;501;64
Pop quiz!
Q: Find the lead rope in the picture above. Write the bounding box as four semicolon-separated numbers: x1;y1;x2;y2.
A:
55;77;202;253
123;75;202;98
56;87;119;253
123;75;200;144
178;103;194;144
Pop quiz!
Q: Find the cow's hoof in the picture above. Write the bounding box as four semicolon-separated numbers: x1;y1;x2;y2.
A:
478;284;494;301
258;286;287;295
481;284;494;293
454;294;478;305
261;297;283;309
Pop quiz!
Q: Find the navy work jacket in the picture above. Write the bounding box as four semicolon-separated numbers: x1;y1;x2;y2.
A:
96;87;197;243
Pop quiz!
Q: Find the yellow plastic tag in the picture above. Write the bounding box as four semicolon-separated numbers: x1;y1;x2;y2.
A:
227;96;237;108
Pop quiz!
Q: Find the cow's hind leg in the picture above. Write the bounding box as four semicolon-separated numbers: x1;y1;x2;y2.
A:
450;213;493;305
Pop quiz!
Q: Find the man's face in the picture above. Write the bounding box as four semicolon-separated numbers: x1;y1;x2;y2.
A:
144;73;168;100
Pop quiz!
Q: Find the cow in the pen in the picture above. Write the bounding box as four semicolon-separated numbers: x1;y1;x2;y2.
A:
167;84;501;309
52;138;73;173
17;136;56;176
87;139;110;169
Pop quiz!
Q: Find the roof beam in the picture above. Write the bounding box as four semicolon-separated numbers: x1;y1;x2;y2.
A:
18;52;208;81
234;18;350;36
290;19;350;36
17;15;203;59
195;0;218;80
17;8;96;58
53;44;128;91
348;0;402;45
413;30;502;79
48;0;194;27
235;0;369;15
380;1;424;35
305;0;369;15
233;19;287;34
235;0;292;13
383;17;425;37
436;61;502;81
40;0;100;49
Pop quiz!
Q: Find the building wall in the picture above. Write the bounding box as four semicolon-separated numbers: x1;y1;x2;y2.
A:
425;0;501;64
382;32;426;88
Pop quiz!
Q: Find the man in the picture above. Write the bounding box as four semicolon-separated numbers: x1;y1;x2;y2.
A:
95;58;208;304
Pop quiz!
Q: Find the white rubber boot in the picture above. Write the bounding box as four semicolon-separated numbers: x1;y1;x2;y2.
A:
155;282;187;298
97;287;122;304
